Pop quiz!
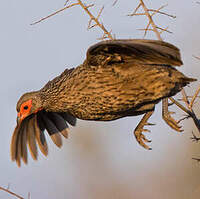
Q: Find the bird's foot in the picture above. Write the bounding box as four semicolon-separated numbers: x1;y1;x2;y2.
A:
162;98;183;132
134;111;154;150
134;127;152;150
162;111;183;132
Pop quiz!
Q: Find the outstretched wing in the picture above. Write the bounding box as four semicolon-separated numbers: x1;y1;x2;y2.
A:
10;110;76;166
85;39;183;67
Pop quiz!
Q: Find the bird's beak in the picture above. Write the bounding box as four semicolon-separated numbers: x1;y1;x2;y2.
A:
17;116;21;125
17;112;22;125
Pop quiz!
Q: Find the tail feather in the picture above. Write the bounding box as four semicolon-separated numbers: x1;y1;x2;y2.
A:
181;77;197;84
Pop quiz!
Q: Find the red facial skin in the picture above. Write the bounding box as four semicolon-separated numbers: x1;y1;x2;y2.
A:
17;99;43;124
17;99;33;124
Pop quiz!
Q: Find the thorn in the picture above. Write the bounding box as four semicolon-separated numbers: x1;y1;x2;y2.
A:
193;55;200;60
64;0;70;6
112;0;118;6
88;23;98;29
177;115;190;124
191;131;200;142
130;3;142;16
86;4;94;9
192;157;200;162
97;6;104;20
128;13;146;16
156;26;172;34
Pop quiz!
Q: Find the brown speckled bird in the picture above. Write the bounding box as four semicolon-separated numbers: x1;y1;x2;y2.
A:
11;39;196;166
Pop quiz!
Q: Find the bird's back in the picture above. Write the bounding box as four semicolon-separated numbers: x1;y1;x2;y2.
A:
40;62;195;121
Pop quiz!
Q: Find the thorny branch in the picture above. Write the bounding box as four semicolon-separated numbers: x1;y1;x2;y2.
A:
31;0;113;40
30;3;79;25
128;3;175;38
0;186;24;199
77;0;113;40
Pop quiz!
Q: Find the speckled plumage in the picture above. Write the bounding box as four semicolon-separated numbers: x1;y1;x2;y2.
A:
11;39;196;166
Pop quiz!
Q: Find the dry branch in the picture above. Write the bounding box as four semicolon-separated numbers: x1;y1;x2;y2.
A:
0;186;24;199
112;0;118;7
77;0;113;39
30;3;79;25
31;0;113;40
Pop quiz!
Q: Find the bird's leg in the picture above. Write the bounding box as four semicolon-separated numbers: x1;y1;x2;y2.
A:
162;98;183;132
134;110;155;150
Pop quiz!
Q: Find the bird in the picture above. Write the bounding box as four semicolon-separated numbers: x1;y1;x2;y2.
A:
11;39;196;166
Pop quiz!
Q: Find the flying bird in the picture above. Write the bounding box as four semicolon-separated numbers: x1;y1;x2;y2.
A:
11;39;196;166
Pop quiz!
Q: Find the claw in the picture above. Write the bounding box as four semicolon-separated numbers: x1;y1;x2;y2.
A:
134;111;154;150
163;112;183;132
134;128;152;150
141;134;151;143
143;128;151;132
168;111;175;115
144;122;156;126
168;102;174;106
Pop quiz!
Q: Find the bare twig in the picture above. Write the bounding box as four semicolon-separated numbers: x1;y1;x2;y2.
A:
177;114;190;124
64;0;70;6
129;2;175;38
77;0;113;40
147;9;176;18
137;26;172;34
129;13;146;16
30;3;79;25
31;0;113;40
112;0;118;6
131;3;142;16
190;86;200;108
192;157;200;162
181;89;190;109
193;55;200;60
128;4;175;19
191;131;200;142
139;0;162;40
156;26;172;34
0;186;24;199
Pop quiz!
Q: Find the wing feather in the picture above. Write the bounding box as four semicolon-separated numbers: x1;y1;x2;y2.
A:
58;113;77;126
40;112;62;148
21;121;28;164
27;117;38;160
34;114;48;156
47;112;69;138
86;39;183;67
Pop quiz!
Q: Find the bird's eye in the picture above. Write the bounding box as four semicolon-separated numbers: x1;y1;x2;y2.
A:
23;105;28;110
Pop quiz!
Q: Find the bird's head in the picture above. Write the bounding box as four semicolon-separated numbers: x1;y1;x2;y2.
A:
16;91;42;124
12;90;76;166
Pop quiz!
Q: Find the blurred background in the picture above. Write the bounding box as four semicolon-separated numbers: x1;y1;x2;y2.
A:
1;0;200;198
